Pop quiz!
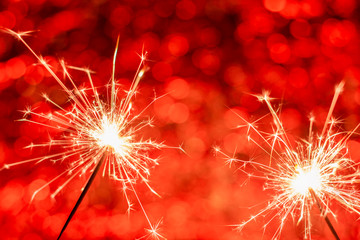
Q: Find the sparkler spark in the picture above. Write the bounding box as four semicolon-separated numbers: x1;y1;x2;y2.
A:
216;83;360;239
3;29;170;239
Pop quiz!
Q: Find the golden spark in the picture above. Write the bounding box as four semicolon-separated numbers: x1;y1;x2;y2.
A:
216;83;360;239
3;28;171;240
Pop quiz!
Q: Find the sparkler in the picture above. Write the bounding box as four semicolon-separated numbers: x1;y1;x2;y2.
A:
216;83;360;239
3;29;169;240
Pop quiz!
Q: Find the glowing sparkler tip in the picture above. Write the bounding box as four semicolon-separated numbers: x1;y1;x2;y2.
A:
91;117;131;155
143;219;166;240
256;90;273;102
213;146;221;153
138;70;145;78
308;113;315;123
335;81;345;94
1;28;36;39
291;166;322;195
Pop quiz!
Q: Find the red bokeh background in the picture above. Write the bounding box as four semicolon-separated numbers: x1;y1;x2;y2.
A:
1;0;360;239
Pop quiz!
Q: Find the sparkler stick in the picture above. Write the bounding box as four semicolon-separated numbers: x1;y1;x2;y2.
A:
57;35;122;240
3;28;174;239
216;83;360;239
57;154;106;240
309;188;340;240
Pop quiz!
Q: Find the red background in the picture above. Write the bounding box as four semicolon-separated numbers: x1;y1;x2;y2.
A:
1;0;360;239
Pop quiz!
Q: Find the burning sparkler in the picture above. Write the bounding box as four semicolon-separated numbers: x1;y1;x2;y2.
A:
216;83;360;239
3;29;170;239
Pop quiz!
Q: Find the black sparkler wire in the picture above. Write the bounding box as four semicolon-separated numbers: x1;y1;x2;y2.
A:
309;188;340;240
57;154;106;240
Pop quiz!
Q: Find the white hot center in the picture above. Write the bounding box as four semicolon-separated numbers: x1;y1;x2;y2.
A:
291;166;322;195
100;123;123;147
93;118;130;155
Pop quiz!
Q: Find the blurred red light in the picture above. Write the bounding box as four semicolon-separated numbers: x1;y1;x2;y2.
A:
223;108;249;129
154;0;175;17
223;133;247;153
290;19;311;39
321;19;356;47
167;34;189;57
292;38;318;58
152;61;173;81
154;96;175;121
169;102;189;123
176;0;197;20
0;11;16;29
331;0;356;17
301;0;324;17
28;179;50;202
133;10;157;32
198;27;221;47
14;137;32;158
6;57;26;79
280;0;300;18
22;233;42;240
280;108;302;130
269;42;291;63
263;0;286;12
110;6;132;29
166;77;189;99
348;140;360;162
224;65;249;90
247;8;274;35
24;65;44;85
0;181;24;213
192;49;221;75
288;67;309;89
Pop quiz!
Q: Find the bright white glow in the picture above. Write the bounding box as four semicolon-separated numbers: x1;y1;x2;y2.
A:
93;117;130;155
291;166;322;195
